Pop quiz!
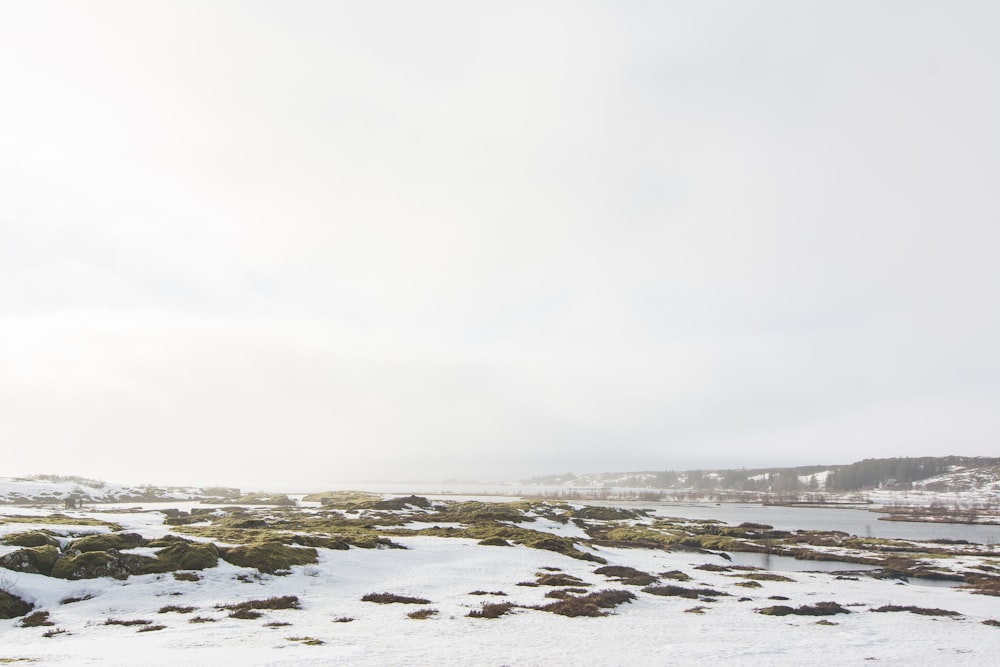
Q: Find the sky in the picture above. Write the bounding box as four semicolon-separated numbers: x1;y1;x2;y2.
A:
1;1;998;488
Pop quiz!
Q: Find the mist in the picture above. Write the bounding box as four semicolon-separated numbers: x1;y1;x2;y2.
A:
2;1;999;489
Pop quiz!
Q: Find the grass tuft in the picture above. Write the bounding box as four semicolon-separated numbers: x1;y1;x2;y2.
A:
361;592;430;605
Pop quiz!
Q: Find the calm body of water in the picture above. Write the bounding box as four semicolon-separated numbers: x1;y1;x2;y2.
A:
644;503;1000;544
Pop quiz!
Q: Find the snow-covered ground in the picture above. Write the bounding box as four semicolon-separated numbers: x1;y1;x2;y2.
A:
3;501;1000;666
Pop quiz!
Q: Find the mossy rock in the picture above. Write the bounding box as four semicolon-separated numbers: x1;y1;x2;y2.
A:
478;537;512;547
220;542;318;574
288;535;351;551
69;533;145;553
572;506;640;521
51;550;152;580
0;544;60;576
142;541;219;573
0;591;33;619
2;531;61;548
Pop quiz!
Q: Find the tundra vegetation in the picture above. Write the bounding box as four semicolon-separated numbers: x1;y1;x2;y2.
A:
1;490;999;658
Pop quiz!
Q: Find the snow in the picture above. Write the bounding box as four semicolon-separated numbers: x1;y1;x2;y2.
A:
3;502;1000;665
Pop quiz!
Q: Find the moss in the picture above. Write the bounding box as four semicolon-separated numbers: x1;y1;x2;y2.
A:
0;591;34;619
69;533;144;553
0;515;122;530
141;541;219;573
571;506;640;521
478;537;512;547
2;531;60;548
220;542;317;574
1;545;60;576
51;550;152;580
587;525;678;549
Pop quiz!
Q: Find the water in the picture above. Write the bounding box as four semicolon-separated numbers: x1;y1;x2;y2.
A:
646;503;1000;544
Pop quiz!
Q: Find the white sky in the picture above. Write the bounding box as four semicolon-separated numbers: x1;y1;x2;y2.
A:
1;1;998;488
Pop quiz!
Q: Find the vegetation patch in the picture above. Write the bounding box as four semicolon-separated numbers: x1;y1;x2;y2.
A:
594;565;657;586
332;616;354;623
407;608;438;619
361;592;430;605
468;602;515;619
217;596;301;611
1;545;60;576
571;506;641;521
685;606;708;614
69;532;143;553
2;531;60;548
735;581;763;588
286;636;324;645
42;628;68;638
478;537;512;547
158;605;195;614
301;490;380;506
731;572;795;582
51;550;147;580
982;619;1000;627
535;589;636;617
173;572;200;582
757;602;850;617
642;585;727;599
220;542;317;574
104;618;152;626
137;624;166;633
20;611;54;627
142;539;219;573
59;594;94;605
469;590;507;596
0;515;122;530
869;605;961;617
545;588;589;599
659;570;691;581
694;564;731;572
0;591;33;619
188;616;217;623
264;621;291;627
136;624;166;633
229;609;262;620
535;573;589;587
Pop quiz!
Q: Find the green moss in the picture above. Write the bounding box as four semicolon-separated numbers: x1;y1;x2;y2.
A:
0;591;33;619
220;542;318;574
0;545;60;575
2;531;60;548
478;537;512;547
69;533;144;553
141;541;219;573
1;515;122;530
51;551;119;580
571;506;640;521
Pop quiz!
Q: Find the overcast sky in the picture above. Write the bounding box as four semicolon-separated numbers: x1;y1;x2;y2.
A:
1;1;998;488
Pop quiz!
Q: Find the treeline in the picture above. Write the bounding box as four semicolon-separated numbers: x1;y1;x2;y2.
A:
525;456;1000;492
824;456;1000;491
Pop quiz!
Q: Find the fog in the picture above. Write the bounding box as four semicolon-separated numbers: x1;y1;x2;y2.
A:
2;1;998;488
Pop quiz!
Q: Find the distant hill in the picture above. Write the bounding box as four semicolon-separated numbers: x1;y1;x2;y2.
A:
523;456;1000;493
0;474;241;505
